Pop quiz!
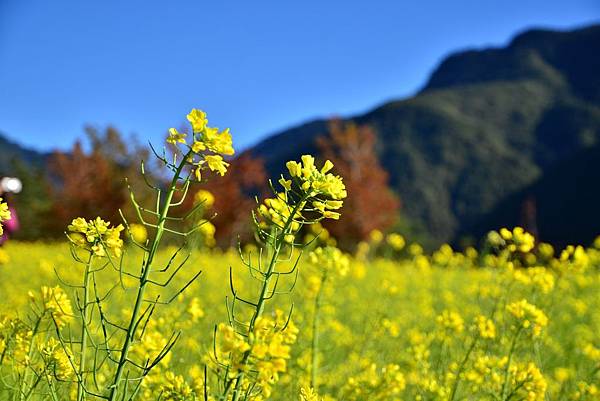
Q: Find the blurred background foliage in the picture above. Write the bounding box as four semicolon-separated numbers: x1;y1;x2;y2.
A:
2;24;600;250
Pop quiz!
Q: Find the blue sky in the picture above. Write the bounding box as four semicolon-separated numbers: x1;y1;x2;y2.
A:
0;0;598;153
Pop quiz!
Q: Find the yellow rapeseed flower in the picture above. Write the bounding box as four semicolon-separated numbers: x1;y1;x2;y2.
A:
506;299;548;337
204;155;229;176
187;108;208;133
0;197;11;236
167;128;187;145
194;189;215;209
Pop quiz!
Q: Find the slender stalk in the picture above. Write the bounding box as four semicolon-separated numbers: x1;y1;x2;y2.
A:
45;375;60;401
21;373;43;401
310;271;327;391
77;252;94;401
227;194;308;401
19;313;44;401
108;153;190;401
228;237;283;401
449;336;478;401
500;327;522;400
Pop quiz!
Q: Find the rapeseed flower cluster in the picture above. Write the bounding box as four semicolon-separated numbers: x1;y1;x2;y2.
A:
27;285;74;328
167;109;234;180
436;310;465;336
0;197;10;236
464;357;546;400
487;227;535;254
127;222;148;244
308;246;350;277
194;189;216;209
506;299;548;337
386;233;406;251
67;217;124;257
158;372;194;401
473;315;496;339
342;363;406;400
1;126;599;401
37;337;73;381
213;311;299;398
284;155;346;219
257;157;346;245
299;387;321;401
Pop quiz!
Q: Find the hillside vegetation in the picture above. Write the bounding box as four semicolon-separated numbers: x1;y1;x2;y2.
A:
248;24;600;245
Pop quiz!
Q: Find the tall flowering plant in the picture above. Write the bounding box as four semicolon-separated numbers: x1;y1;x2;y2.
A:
209;155;347;400
46;109;235;401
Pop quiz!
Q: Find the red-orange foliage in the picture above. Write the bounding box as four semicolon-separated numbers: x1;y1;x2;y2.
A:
46;127;154;234
47;142;126;231
193;154;268;247
316;120;400;247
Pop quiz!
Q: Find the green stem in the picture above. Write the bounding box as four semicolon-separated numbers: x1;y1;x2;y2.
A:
45;375;60;401
500;327;522;401
310;271;327;391
19;313;44;401
107;153;190;401
77;253;94;401
228;239;283;401
449;336;478;401
21;374;43;401
227;194;309;401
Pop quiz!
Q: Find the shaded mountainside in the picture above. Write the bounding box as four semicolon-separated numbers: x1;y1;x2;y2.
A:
247;24;600;245
0;133;48;175
463;143;600;249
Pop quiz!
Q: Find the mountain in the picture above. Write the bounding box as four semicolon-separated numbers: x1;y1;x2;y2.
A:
464;143;600;249
247;24;600;245
0;133;48;175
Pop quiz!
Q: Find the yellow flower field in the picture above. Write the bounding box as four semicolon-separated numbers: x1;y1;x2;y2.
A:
1;110;599;400
1;238;599;400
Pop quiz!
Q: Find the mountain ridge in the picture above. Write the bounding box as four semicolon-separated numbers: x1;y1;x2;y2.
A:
247;23;600;245
0;132;48;175
2;23;599;246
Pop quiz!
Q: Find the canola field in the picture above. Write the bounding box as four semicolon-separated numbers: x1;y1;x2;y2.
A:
0;234;599;400
1;109;599;400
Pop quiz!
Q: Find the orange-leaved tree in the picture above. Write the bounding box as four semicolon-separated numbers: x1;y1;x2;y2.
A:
180;153;268;248
46;126;155;235
316;119;400;248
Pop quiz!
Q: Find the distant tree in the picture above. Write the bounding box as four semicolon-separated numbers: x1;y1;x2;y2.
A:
47;142;125;232
199;153;268;247
47;127;156;233
316;119;400;248
84;126;158;221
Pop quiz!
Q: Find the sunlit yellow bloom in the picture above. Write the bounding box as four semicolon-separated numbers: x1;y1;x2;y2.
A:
473;315;496;339
187;108;208;133
369;229;383;244
0;198;10;236
167;127;187;145
198;219;216;247
201;127;235;156
300;387;322;401
436;310;464;335
204;155;230;176
309;246;350;277
128;223;148;244
506;299;548;337
217;323;250;354
194;189;215;209
67;217;124;257
279;178;292;191
38;337;73;380
386;233;406;251
342;363;406;400
191;140;206;153
36;286;73;328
